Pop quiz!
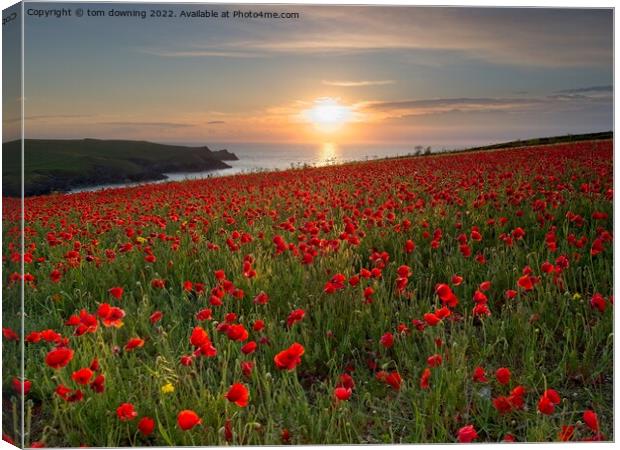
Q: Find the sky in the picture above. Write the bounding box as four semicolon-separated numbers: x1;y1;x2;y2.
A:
3;3;614;148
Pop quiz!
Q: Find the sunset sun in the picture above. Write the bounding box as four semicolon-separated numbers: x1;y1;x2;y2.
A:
304;98;352;133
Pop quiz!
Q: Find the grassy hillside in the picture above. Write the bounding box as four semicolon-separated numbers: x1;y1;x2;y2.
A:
2;139;237;197
461;131;612;152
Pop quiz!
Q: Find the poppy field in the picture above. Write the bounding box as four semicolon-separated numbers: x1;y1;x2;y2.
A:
1;139;614;446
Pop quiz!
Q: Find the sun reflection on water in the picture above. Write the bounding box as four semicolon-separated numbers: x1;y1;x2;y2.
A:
319;142;339;166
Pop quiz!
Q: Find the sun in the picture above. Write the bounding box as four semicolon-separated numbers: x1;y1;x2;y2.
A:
304;98;352;133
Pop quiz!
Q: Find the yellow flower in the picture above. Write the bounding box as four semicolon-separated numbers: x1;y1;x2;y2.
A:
572;293;582;301
136;236;147;244
161;383;175;394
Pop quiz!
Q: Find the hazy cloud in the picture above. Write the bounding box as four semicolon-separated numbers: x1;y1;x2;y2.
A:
4;114;96;124
555;85;612;94
140;48;263;58
322;80;395;87
360;90;612;118
99;121;195;129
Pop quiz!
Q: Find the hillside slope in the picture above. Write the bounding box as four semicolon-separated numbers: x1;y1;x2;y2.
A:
2;139;238;196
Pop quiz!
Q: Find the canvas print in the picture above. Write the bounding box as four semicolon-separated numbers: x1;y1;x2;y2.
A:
1;2;614;447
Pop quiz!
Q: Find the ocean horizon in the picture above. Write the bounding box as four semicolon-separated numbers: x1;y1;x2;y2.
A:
69;142;455;193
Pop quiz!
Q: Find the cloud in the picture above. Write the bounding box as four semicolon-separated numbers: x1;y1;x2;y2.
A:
555;85;612;94
99;121;194;129
4;114;95;124
322;80;395;87
358;90;612;120
207;120;226;125
143;8;611;68
140;48;263;58
362;96;541;116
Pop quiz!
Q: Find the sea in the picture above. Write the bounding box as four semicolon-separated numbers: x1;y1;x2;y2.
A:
69;142;454;194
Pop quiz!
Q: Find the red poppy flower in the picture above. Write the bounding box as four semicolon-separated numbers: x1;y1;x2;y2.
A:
253;291;269;305
286;309;306;328
117;403;138;421
590;293;607;313
537;395;555;415
334;387;352;401
427;354;442;368
492;396;512;414
241;341;257;355
543;388;561;404
583;410;599;432
505;290;518;299
190;326;210;347
274;342;305;371
472;303;491;317
71;367;94;385
138;417;155;436
226;324;249;342
385;371;402;390
423;313;441;326
457;424;478;443
45;347;74;369
177;410;201;430
405;240;415;253
196;308;213;321
108;287;124;299
150;278;166;289
225;383;249;407
451;275;463;286
517;275;534;291
479;281;491;291
149;311;163;324
419;367;431;389
380;332;394;349
495;367;511;385
90;374;105;393
337;373;355;390
559;425;575;441
125;337;145;351
241;361;254;377
12;378;31;396
97;303;125;328
473;366;488;383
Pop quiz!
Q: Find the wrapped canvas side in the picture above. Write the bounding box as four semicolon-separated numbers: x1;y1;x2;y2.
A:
2;2;24;449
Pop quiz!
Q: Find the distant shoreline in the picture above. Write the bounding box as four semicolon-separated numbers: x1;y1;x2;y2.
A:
2;131;612;198
2;139;238;197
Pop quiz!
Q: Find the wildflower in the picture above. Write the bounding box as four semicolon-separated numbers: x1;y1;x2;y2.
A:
11;378;31;396
334;387;352;401
125;337;145;351
177;410;201;430
473;366;488;383
161;383;175;394
117;403;138;421
138;417;155;436
457;424;478;443
45;347;74;369
420;368;431;389
495;367;511;385
380;332;394;349
225;383;249;407
71;368;94;385
583;410;599;432
274;342;305;371
108;287;124;299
